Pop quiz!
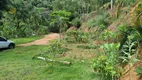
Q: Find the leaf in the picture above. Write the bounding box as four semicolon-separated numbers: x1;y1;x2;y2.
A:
122;50;129;55
135;66;142;76
131;58;140;63
119;56;128;63
129;62;133;66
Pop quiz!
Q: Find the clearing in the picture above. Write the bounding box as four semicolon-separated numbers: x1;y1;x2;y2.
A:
0;34;99;80
18;33;60;46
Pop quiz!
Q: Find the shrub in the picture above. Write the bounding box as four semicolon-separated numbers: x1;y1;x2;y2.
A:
65;30;90;43
71;17;81;28
93;43;122;80
87;12;109;29
48;39;68;55
119;25;142;49
99;30;118;42
0;25;17;38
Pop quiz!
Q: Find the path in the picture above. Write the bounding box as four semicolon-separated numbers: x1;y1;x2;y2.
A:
18;33;60;46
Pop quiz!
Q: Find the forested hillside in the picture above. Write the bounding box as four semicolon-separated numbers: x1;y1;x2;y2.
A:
0;0;140;38
0;0;142;80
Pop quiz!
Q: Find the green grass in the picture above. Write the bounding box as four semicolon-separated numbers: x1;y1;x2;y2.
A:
0;45;100;80
11;36;44;45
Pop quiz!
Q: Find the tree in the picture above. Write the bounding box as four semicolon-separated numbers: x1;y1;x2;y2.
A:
0;0;9;19
49;10;71;33
111;0;113;10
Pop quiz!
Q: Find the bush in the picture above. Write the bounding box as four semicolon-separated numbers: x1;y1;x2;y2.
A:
48;40;68;55
93;43;122;79
71;17;81;28
37;25;49;35
65;30;90;43
0;25;17;38
99;30;118;42
87;12;109;28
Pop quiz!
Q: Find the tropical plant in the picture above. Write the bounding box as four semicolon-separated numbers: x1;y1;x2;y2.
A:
93;43;121;80
119;36;140;80
119;25;142;49
49;10;71;33
0;0;50;38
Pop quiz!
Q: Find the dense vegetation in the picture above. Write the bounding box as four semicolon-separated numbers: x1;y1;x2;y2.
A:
0;0;142;80
0;0;140;38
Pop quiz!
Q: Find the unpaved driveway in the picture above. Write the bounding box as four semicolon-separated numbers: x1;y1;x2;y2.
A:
18;33;60;46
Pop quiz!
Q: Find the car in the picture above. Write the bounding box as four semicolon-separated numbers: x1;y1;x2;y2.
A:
0;36;15;49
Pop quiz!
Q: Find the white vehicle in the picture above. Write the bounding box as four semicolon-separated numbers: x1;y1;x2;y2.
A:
0;36;15;49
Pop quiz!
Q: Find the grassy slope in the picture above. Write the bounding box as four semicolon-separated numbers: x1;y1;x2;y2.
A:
0;38;99;80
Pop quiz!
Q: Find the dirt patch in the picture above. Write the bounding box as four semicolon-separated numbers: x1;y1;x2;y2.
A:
120;62;142;80
18;33;60;46
61;44;96;60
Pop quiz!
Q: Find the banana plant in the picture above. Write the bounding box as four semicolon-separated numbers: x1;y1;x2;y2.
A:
119;36;140;80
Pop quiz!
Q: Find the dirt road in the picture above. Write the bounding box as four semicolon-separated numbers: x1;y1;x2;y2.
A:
18;33;60;46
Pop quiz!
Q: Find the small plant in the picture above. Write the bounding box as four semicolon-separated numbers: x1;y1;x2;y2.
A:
48;39;68;56
34;39;68;72
65;30;90;43
93;43;122;80
99;30;118;42
135;66;142;78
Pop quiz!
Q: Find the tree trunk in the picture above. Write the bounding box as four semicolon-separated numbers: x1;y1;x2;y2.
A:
36;56;72;65
111;0;113;10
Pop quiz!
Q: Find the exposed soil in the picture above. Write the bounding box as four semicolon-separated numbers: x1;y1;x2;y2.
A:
120;44;142;80
18;33;60;46
120;62;142;80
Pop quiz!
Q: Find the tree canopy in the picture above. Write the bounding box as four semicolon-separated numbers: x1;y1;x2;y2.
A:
0;0;9;19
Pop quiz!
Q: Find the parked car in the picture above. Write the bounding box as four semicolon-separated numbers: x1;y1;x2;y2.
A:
0;36;15;49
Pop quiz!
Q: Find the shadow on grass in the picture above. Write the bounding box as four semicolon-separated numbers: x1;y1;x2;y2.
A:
0;48;9;52
77;45;97;49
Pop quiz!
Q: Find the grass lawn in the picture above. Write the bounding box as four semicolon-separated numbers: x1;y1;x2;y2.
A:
0;38;100;80
11;36;44;45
